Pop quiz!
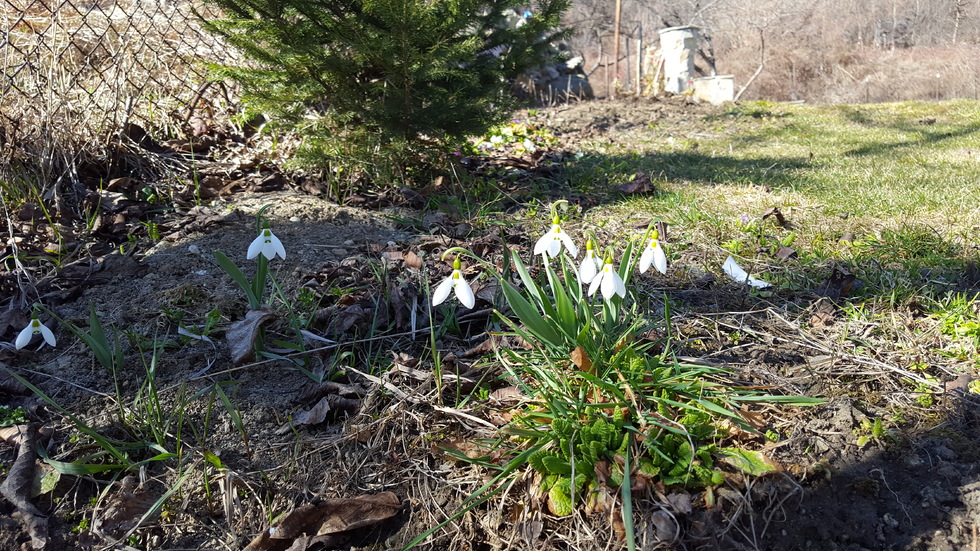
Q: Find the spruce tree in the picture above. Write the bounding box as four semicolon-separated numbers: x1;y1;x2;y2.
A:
201;0;569;168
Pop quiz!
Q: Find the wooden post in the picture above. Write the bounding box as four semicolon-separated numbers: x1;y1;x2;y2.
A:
612;0;622;98
636;25;643;96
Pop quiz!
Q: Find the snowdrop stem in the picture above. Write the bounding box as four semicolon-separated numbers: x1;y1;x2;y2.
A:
250;253;268;309
440;246;469;261
440;247;502;278
254;204;273;233
549;199;569;218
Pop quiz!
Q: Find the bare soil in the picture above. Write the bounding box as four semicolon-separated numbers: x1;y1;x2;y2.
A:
2;98;979;551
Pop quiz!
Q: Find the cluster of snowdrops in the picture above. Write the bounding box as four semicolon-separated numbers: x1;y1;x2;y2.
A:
14;206;769;350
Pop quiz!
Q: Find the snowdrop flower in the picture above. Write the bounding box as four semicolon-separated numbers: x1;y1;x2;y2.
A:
489;135;504;146
16;315;57;349
247;222;286;261
432;257;475;309
534;216;578;258
722;256;771;289
638;230;667;275
578;240;601;284
588;255;626;301
522;139;536;153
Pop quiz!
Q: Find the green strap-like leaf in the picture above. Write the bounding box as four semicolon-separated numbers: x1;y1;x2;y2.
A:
499;280;562;347
214;250;260;308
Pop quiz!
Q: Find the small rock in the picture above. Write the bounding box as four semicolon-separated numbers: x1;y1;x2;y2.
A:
188;244;201;255
934;444;957;460
331;248;348;257
289;216;301;222
343;239;355;246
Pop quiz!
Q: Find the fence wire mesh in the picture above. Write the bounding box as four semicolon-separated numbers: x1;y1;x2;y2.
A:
1;0;236;186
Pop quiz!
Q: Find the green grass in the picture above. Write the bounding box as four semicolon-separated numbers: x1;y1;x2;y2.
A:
561;99;980;303
580;100;980;219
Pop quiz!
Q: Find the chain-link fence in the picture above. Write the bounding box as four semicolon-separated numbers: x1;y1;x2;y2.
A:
1;0;236;187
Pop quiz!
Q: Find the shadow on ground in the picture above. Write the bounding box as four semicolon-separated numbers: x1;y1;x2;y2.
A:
642;286;980;550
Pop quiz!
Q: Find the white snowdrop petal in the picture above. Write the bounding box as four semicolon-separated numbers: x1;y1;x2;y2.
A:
271;235;286;260
601;270;616;300
722;256;750;283
653;245;667;275
612;271;627;297
533;233;551;256
545;237;562;258
15;325;33;349
579;257;598;284
588;268;604;296
246;236;263;260
39;324;57;347
455;278;476;309
559;232;578;258
638;246;653;273
723;256;770;288
432;277;454;306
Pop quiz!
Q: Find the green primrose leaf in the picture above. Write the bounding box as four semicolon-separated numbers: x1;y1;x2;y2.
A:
716;448;779;476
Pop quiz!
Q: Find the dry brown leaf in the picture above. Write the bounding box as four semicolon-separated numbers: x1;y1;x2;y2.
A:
294;381;366;403
649;509;679;541
775;245;797;261
380;251;404;263
276;395;361;434
432;438;494;461
489;386;524;405
0;426;25;446
403;250;423;270
571;346;593;374
0;423;48;549
617;172;655;195
0;369;28;395
666;492;693;515
93;476;161;540
462;335;500;357
474;280;499;303
244;493;402;551
762;206;791;228
486;409;515;426
817;265;859;299
227;307;276;365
